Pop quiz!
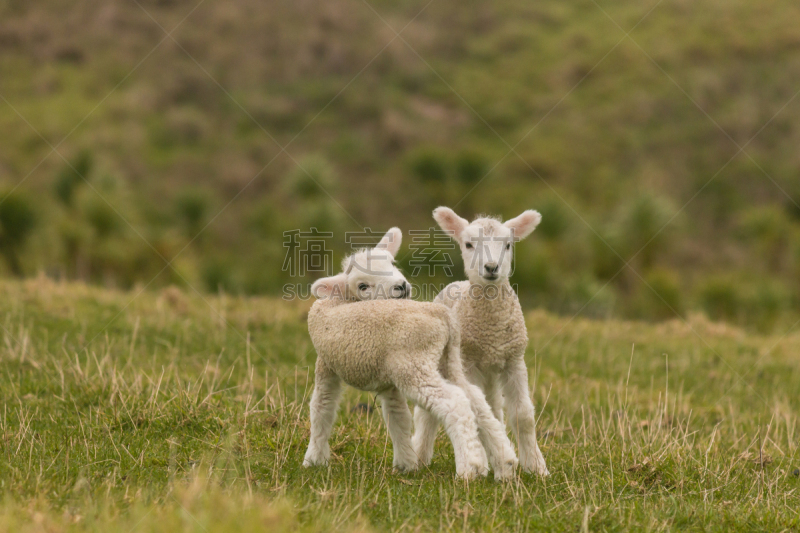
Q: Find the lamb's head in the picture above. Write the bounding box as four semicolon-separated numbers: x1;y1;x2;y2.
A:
433;207;541;285
311;227;411;301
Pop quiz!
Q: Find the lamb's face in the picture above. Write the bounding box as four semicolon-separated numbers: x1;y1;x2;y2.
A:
460;219;515;285
311;227;410;301
433;207;541;286
341;248;410;300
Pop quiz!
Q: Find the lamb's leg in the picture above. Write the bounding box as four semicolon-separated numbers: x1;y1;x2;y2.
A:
452;368;516;479
458;379;518;480
483;371;505;424
500;357;549;476
378;387;418;472
411;406;439;466
400;375;488;480
303;365;342;467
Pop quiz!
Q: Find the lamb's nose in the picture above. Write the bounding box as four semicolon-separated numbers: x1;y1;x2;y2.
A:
485;262;499;275
394;283;408;298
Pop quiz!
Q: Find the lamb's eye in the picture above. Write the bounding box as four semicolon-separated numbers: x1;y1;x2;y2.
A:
358;283;368;291
505;243;511;250
465;242;473;249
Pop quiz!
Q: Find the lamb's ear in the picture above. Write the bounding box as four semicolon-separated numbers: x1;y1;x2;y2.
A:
433;207;469;243
504;210;542;241
311;273;349;299
375;227;402;257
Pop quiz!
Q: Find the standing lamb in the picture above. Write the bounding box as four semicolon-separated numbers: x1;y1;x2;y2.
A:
412;208;550;476
304;228;518;479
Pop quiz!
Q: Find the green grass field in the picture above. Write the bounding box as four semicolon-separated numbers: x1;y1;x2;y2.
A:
1;278;799;532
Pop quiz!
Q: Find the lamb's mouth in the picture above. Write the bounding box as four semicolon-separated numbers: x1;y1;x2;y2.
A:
482;275;499;281
391;284;411;298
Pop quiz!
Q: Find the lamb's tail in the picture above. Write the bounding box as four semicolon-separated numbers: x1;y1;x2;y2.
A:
441;309;466;382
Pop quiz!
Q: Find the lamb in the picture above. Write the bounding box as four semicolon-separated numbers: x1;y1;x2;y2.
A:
303;228;518;479
412;208;550;476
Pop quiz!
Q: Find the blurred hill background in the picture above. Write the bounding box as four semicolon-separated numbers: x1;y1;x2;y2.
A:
1;0;800;331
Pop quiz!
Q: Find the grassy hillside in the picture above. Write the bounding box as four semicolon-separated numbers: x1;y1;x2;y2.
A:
0;279;798;531
2;0;800;325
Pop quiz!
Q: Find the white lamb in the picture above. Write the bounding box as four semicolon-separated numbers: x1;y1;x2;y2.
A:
303;228;518;479
412;208;550;476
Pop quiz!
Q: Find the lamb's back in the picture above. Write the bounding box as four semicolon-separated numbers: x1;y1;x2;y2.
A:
308;299;450;389
434;281;470;309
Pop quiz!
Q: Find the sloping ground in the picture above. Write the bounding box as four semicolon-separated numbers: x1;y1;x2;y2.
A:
1;1;800;324
0;279;798;531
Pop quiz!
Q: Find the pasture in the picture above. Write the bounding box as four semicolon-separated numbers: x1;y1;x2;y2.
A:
1;278;798;532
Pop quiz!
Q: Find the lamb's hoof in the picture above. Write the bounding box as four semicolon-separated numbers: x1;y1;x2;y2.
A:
302;452;329;468
457;457;489;480
474;463;491;478
521;457;549;476
411;442;433;467
493;458;519;481
393;461;419;473
416;457;432;467
518;446;549;476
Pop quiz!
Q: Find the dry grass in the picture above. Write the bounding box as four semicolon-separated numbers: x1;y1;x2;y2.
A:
0;279;798;531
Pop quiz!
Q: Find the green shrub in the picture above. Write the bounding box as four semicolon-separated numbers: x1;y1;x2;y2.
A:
631;269;684;321
284;155;338;200
698;275;741;323
0;190;37;276
591;227;625;281
202;258;237;293
57;217;90;279
700;178;745;227
536;197;570;241
738;207;788;242
176;188;211;239
737;206;791;271
557;274;616;319
619;193;675;270
791;231;800;285
248;198;282;239
698;276;792;332
53;150;92;207
455;150;487;185
743;281;790;333
511;244;551;294
298;202;348;238
84;197;121;240
407;148;448;184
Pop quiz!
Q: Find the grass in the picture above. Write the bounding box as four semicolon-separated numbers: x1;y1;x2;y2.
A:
0;277;798;532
